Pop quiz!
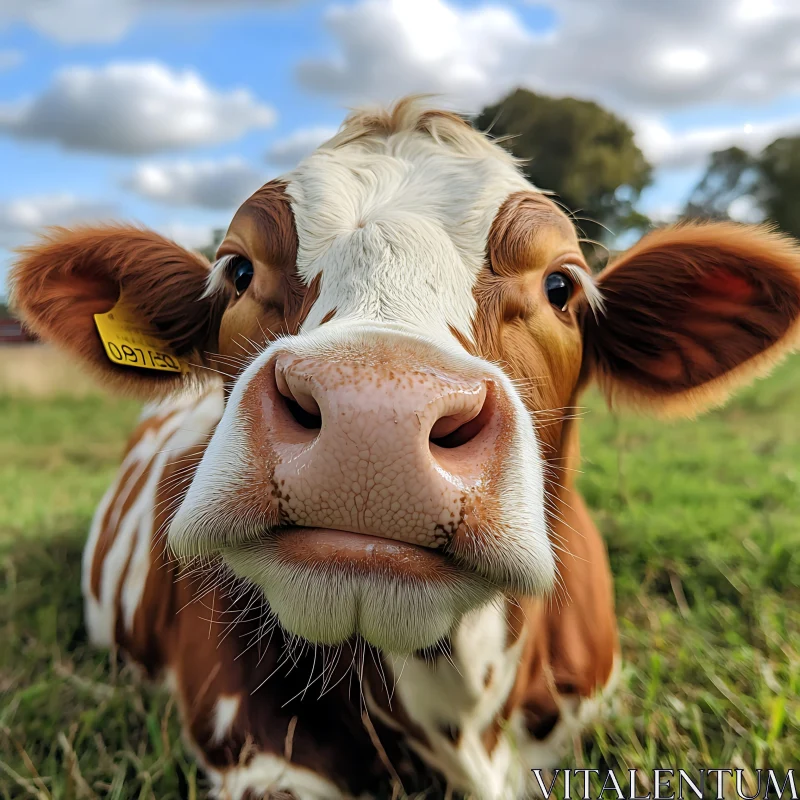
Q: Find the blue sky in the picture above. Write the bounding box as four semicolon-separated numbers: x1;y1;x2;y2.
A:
2;0;800;296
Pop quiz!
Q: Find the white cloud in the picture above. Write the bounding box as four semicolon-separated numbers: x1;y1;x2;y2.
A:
0;195;224;287
125;158;267;209
728;194;764;223
643;202;682;225
156;221;221;253
657;48;711;76
293;0;800;175
0;194;118;248
0;0;300;45
296;0;534;111
0;50;23;72
635;115;800;169
265;126;339;168
297;0;800;115
0;62;275;155
550;0;800;113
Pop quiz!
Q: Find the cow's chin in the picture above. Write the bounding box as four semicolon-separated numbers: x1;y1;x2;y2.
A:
221;528;497;654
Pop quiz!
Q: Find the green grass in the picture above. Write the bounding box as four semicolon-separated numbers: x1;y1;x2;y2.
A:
0;396;204;799
579;365;800;780
1;361;799;797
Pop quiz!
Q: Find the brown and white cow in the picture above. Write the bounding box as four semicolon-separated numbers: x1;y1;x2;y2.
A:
10;99;800;799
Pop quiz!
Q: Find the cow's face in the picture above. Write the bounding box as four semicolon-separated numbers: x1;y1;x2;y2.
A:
168;145;595;651
11;101;800;654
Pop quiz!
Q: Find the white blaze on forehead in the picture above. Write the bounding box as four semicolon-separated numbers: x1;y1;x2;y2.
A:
285;119;533;343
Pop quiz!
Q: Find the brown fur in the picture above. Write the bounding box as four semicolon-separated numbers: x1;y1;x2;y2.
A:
584;222;800;416
207;182;323;379
476;192;619;740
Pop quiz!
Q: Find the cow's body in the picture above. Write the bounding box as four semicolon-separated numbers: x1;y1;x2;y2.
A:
12;99;800;800
84;387;617;798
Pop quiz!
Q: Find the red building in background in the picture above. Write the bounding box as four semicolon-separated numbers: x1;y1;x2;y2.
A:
0;313;36;344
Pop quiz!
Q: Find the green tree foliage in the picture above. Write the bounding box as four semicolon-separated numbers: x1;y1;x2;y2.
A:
474;89;652;246
683;147;759;222
683;136;800;240
758;137;800;239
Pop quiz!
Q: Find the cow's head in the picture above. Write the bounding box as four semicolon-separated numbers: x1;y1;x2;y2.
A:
11;100;800;653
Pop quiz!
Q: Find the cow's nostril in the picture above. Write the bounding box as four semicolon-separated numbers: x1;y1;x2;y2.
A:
281;395;322;430
275;362;322;430
430;385;494;449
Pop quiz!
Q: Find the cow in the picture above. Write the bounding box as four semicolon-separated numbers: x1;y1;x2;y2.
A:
9;98;800;800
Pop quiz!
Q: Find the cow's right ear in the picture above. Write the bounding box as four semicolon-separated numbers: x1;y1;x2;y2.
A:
9;225;227;397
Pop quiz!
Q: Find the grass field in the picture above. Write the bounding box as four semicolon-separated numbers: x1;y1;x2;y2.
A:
1;349;799;798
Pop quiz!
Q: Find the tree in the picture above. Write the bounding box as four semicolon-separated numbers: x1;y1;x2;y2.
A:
682;136;800;240
474;89;652;248
682;147;759;223
758;137;800;239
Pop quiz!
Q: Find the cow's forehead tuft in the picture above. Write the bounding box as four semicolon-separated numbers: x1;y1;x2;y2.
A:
318;96;520;164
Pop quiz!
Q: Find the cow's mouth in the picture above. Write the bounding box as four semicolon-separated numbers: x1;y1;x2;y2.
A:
220;525;496;652
270;526;455;580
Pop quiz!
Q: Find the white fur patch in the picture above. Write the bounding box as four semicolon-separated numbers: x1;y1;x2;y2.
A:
372;616;621;799
224;541;494;653
285;124;532;345
211;694;241;745
83;390;224;647
205;753;350;800
377;602;527;799
84;430;165;647
563;262;605;317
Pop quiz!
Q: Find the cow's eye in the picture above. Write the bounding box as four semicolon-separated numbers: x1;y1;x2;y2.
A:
544;272;573;310
231;258;254;296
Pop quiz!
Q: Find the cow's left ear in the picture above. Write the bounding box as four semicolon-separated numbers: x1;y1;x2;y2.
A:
582;222;800;416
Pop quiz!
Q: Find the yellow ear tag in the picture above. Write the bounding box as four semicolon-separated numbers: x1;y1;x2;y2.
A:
93;296;190;374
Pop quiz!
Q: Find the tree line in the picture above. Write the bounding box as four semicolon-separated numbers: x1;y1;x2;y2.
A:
477;90;800;256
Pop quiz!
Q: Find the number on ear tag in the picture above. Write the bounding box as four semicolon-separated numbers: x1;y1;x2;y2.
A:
93;297;190;373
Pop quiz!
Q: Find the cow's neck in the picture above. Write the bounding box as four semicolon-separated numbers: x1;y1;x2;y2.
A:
365;598;526;794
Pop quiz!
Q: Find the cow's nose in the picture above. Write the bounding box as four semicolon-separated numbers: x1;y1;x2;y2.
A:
274;355;492;444
265;353;503;546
